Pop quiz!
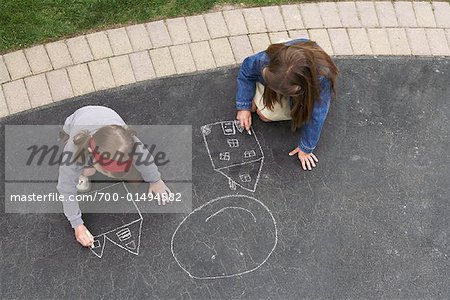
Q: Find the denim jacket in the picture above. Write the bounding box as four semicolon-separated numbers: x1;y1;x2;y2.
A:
235;38;332;154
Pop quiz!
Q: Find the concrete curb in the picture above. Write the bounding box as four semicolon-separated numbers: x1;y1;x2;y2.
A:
0;1;449;117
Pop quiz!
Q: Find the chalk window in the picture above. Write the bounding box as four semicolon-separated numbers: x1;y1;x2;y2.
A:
125;241;136;250
243;150;256;158
219;152;230;161
240;174;251;182
221;121;236;136
116;228;131;242
93;240;100;248
227;139;239;148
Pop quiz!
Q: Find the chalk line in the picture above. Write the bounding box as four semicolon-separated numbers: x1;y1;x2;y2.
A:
88;182;143;258
204;206;257;223
171;195;278;280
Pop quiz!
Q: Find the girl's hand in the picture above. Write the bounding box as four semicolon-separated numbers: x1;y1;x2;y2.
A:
289;147;319;171
149;180;172;205
74;225;94;247
236;110;252;131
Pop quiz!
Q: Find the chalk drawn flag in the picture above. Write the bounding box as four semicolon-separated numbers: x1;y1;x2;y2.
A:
201;121;264;192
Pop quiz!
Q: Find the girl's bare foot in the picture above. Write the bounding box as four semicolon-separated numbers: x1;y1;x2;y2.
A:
76;175;92;193
256;109;272;122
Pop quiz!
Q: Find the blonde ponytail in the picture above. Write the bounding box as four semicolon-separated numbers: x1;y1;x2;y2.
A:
73;130;91;164
124;125;137;137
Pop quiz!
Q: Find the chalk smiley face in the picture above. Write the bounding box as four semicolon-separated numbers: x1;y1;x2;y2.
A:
171;195;277;279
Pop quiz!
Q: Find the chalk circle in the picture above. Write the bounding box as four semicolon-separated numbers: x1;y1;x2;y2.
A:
171;195;277;279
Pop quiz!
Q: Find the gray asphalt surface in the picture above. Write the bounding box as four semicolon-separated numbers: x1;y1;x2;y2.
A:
1;57;449;299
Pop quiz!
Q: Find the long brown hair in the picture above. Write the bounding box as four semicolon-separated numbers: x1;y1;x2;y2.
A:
72;125;143;182
263;41;339;130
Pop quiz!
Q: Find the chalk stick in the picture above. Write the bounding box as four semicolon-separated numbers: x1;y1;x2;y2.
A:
86;231;95;248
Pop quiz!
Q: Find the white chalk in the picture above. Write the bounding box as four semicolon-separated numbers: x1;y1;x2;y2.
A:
86;231;94;248
247;130;252;135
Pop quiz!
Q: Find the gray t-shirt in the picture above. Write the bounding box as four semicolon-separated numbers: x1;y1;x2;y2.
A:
57;106;161;228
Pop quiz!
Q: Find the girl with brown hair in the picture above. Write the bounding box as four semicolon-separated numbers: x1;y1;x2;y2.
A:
236;38;339;171
57;106;171;247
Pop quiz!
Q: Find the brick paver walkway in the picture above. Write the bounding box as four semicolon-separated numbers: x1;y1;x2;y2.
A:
1;1;449;117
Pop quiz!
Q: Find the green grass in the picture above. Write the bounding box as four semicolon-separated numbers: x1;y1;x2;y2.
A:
0;0;307;54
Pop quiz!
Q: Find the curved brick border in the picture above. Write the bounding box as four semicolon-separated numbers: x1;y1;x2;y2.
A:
0;1;449;117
